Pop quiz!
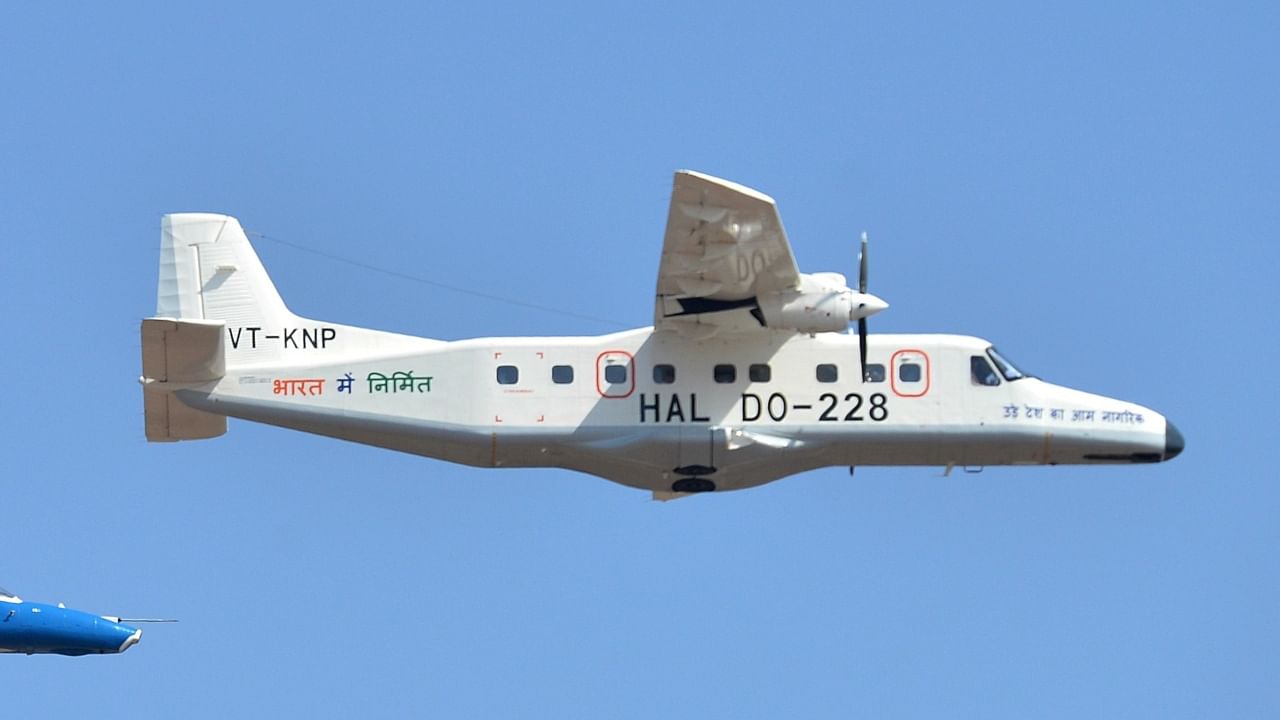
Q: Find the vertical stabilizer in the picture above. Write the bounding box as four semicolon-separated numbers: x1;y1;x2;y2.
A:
157;213;293;330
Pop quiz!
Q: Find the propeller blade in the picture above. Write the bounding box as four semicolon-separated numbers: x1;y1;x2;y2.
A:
857;232;870;381
859;316;868;381
859;231;868;294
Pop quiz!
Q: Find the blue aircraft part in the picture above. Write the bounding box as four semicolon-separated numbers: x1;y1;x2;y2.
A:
0;601;140;656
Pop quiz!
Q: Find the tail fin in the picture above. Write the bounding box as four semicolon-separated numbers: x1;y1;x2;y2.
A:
155;213;300;367
144;213;289;440
157;213;293;328
142;212;439;441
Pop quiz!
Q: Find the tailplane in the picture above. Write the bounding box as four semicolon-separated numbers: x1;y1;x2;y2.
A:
140;317;226;441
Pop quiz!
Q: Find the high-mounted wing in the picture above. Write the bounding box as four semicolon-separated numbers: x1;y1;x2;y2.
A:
654;171;803;336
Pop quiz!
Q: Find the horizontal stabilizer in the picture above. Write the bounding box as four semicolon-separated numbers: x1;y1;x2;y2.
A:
140;318;226;441
143;393;225;442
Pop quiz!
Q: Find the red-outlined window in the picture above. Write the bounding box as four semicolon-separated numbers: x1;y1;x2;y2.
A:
890;349;931;398
595;350;635;399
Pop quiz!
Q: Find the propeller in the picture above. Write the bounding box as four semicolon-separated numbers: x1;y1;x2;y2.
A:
857;232;870;381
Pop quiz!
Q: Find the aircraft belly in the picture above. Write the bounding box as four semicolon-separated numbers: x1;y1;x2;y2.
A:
948;423;1166;466
177;390;497;468
556;427;832;492
173;389;825;491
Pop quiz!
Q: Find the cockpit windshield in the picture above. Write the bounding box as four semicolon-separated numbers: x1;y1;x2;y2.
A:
986;347;1027;381
0;586;18;602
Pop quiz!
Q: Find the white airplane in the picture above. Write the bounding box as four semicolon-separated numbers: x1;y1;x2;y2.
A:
140;171;1182;498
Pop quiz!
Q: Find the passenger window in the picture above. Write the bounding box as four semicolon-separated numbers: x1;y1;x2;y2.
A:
970;356;1000;386
653;364;676;384
496;365;519;385
714;364;736;383
863;364;886;382
749;363;771;383
551;365;574;384
899;363;922;383
604;364;628;384
816;364;838;383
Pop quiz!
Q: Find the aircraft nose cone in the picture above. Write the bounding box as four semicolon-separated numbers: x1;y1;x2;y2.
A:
1164;421;1185;461
118;627;142;653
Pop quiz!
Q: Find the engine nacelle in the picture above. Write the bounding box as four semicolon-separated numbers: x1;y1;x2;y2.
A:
758;288;856;334
754;272;889;334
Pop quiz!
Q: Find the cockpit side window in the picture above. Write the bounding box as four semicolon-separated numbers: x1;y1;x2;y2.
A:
986;347;1026;381
971;356;1001;386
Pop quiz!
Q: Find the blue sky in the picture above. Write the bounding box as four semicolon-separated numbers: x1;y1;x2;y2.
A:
2;2;1276;717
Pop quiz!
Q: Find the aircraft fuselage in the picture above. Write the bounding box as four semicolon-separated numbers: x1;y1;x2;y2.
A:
0;598;140;656
171;324;1181;493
